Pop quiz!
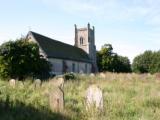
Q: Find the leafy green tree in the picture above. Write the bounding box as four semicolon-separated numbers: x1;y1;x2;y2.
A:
97;44;131;73
132;50;160;73
149;51;160;73
97;44;114;72
0;38;51;80
117;56;131;72
132;51;153;73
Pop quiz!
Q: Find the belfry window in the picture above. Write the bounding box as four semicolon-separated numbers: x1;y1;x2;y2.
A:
80;37;83;45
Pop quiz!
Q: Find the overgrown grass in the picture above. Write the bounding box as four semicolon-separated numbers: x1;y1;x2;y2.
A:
0;73;160;120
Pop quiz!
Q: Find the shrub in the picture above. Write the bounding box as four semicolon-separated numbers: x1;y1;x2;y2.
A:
63;73;76;80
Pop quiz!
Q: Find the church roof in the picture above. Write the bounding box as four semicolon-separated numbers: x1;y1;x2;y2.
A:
28;31;91;63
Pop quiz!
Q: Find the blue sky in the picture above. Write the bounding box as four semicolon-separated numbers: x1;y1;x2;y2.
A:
1;0;160;62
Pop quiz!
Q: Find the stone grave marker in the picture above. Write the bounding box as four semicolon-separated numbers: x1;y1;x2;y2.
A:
9;79;16;88
90;73;95;77
34;79;41;88
86;84;103;111
49;87;64;112
57;77;64;89
50;77;64;89
99;73;106;78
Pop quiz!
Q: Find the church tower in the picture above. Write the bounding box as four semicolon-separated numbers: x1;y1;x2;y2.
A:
74;23;98;72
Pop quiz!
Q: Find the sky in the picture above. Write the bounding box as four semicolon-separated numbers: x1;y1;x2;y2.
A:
1;0;160;62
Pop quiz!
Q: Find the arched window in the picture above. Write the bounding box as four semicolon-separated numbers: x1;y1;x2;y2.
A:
80;37;83;45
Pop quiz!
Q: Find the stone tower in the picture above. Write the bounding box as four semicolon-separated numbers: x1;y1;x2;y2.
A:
74;23;98;72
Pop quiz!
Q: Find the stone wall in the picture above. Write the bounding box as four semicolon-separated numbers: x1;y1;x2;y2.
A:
48;58;92;75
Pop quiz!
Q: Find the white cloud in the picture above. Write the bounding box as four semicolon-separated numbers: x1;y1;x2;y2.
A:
40;0;119;17
40;0;160;26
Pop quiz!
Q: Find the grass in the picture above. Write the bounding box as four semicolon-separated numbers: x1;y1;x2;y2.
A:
0;73;160;120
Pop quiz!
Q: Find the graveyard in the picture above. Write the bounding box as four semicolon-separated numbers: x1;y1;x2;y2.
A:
0;72;160;120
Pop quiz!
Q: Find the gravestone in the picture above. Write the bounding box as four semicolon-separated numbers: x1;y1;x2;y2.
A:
86;84;103;111
99;73;106;78
90;73;95;77
50;77;64;89
34;79;41;88
9;79;16;88
49;87;64;112
57;77;64;89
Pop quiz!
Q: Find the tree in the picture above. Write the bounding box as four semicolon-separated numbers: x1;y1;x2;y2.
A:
117;56;131;72
97;44;114;72
0;38;51;80
132;50;160;73
132;50;153;73
148;51;160;73
97;44;131;73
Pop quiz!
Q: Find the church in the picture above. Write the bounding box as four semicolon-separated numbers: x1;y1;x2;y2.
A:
27;23;98;75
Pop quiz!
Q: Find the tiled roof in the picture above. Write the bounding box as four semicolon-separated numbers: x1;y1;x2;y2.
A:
28;31;91;63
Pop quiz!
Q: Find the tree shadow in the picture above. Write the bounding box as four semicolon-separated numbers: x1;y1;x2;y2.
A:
0;98;71;120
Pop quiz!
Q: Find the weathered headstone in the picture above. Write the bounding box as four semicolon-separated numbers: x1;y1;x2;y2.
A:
50;77;64;89
86;85;103;111
9;79;16;88
57;77;64;89
99;73;106;78
34;79;41;88
90;73;95;77
49;87;64;112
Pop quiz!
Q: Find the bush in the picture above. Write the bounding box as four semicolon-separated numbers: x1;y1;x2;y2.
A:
63;73;76;80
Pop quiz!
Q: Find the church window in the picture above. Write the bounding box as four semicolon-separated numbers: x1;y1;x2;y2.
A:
85;64;87;73
80;37;83;45
72;63;75;72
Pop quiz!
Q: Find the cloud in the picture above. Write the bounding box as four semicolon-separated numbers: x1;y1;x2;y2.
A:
41;0;101;11
40;0;160;26
40;0;118;18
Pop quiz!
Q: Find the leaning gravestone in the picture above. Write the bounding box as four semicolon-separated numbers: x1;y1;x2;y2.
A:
86;84;103;111
56;77;64;89
50;77;64;89
49;87;64;112
9;79;16;88
34;79;41;88
58;77;64;88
